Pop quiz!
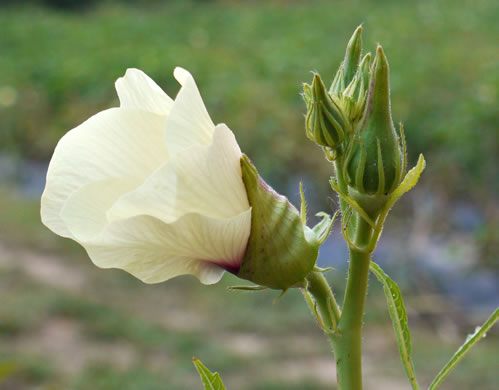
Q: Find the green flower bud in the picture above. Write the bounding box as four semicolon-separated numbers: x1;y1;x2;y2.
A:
329;62;345;97
237;155;333;290
304;73;351;150
342;24;363;87
329;25;363;96
344;45;404;200
343;52;371;123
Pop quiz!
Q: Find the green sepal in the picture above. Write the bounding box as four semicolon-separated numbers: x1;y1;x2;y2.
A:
299;182;307;225
312;210;340;245
329;177;376;228
237;155;320;289
368;154;426;251
192;358;227;390
228;285;268;291
377;154;426;223
313;265;334;273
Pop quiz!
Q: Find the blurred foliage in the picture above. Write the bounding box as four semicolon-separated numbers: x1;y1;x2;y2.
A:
0;0;498;205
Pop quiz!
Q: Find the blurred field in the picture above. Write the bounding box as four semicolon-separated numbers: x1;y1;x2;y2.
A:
0;188;497;389
0;0;498;389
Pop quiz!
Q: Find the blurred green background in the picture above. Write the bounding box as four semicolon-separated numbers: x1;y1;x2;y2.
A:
0;0;497;389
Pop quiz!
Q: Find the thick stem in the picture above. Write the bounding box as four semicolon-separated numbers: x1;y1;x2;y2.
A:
332;218;372;390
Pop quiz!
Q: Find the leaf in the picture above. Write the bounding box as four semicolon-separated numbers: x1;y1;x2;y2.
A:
370;262;420;390
192;358;227;390
428;307;499;390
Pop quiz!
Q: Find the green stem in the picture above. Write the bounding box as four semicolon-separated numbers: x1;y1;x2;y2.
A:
305;271;341;331
332;218;373;390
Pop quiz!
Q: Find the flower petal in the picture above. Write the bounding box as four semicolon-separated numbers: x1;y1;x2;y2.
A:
83;210;252;284
60;178;137;241
41;108;169;237
115;68;174;115
108;124;249;223
164;67;215;155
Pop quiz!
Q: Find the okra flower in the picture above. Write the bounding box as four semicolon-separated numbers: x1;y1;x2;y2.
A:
41;68;252;285
42;68;331;289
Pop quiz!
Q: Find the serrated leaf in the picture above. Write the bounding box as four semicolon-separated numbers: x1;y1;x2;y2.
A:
370;262;420;390
428;307;499;390
192;358;227;390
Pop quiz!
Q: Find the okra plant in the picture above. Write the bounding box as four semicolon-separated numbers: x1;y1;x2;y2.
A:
41;25;498;390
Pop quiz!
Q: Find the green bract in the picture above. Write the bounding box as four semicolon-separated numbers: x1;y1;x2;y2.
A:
237;155;333;290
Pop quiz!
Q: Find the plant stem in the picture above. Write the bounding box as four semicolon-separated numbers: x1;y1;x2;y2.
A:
332;218;373;390
305;271;341;331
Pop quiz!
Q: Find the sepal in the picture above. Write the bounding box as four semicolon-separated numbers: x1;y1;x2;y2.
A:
237;155;321;289
312;211;339;245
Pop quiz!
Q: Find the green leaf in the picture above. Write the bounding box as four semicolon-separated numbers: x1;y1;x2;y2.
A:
370;262;420;390
192;358;227;390
428;307;499;390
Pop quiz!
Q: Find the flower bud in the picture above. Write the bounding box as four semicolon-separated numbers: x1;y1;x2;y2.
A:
343;52;371;123
342;24;363;87
304;73;351;150
237;155;329;290
329;25;363;96
344;46;404;199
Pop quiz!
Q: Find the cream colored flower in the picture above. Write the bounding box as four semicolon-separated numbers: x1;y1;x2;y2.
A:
41;68;251;284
